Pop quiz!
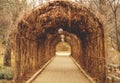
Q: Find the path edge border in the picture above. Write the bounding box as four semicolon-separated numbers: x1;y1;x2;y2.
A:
71;56;96;83
26;56;55;83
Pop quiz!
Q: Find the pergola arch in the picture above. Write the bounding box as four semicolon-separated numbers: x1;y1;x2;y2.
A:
14;1;106;83
47;31;82;58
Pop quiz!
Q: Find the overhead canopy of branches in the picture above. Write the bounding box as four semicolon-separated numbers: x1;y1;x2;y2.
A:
15;1;106;83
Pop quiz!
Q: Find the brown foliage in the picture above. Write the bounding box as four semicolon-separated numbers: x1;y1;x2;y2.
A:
14;1;106;83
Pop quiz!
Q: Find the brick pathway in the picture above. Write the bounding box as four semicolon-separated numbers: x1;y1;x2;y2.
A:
32;56;91;83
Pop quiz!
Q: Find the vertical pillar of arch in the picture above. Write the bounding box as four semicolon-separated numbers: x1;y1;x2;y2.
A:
14;22;50;82
14;35;39;82
36;39;45;69
44;39;51;62
79;27;106;83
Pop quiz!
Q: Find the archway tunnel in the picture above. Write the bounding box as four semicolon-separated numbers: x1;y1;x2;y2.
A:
14;1;106;83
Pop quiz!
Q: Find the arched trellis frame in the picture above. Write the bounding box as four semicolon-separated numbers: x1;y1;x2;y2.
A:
47;31;82;63
14;1;106;83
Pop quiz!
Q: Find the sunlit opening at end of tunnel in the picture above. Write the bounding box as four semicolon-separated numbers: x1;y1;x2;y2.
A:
55;41;71;56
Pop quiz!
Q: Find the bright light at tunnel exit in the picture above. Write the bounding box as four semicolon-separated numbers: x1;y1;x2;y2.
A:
56;41;71;56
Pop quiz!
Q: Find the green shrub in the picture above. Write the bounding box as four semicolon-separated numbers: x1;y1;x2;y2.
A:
1;80;7;83
118;65;120;70
0;66;5;79
4;71;14;80
0;66;14;80
0;72;4;79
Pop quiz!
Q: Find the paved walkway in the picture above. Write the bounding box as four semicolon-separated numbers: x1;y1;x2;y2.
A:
32;56;91;83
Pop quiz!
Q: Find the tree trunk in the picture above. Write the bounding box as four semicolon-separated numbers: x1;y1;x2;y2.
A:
3;34;12;66
4;47;11;66
114;13;120;51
